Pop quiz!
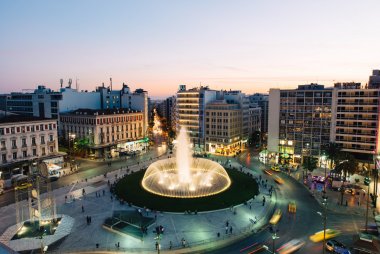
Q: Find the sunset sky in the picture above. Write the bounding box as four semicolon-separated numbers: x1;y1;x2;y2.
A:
1;0;380;98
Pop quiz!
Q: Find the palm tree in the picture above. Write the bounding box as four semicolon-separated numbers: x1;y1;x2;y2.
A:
302;156;318;173
322;142;341;169
335;152;357;205
74;137;90;157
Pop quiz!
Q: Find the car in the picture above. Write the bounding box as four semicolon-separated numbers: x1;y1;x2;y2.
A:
264;169;273;176
271;166;281;172
270;209;282;225
309;229;341;242
288;201;296;213
326;240;351;254
278;239;305;254
274;175;284;184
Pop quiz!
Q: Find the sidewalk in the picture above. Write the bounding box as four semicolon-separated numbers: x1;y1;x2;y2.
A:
0;151;276;254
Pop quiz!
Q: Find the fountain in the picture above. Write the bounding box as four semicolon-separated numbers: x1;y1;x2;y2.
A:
141;127;231;198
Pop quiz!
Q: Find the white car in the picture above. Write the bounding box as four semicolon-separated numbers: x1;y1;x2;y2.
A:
278;239;305;254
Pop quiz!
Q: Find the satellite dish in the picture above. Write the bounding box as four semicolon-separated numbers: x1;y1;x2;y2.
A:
32;189;38;198
38;162;49;178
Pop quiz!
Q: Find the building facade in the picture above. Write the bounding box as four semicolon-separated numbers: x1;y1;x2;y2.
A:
268;79;380;166
0;116;59;176
59;108;146;158
205;101;242;156
176;85;219;152
268;84;333;164
332;82;380;160
249;93;269;133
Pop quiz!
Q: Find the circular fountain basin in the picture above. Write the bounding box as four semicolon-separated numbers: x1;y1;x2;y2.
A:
141;158;231;198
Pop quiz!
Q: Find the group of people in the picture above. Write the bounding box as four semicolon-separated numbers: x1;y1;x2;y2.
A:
86;215;92;225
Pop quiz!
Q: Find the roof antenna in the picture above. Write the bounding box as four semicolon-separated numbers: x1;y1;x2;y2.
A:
60;79;63;88
110;77;113;91
76;78;79;91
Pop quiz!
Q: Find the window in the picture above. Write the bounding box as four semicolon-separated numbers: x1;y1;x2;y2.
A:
50;146;54;153
13;152;17;159
1;140;5;149
1;154;6;163
32;137;36;146
41;136;45;144
11;127;15;134
49;135;53;142
23;151;27;158
41;147;46;156
22;138;26;147
12;140;17;149
0;128;4;135
33;149;37;156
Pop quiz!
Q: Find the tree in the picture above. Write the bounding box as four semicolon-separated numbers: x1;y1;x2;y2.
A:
74;137;90;157
334;152;357;205
302;156;318;173
322;142;341;169
335;152;357;179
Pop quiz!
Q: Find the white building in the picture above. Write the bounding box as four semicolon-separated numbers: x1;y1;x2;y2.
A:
59;108;146;158
0;116;59;177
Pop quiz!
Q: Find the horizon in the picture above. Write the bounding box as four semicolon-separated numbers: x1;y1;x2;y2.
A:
1;0;380;96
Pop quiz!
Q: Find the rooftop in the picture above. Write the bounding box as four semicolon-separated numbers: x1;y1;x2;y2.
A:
0;115;51;124
64;108;142;116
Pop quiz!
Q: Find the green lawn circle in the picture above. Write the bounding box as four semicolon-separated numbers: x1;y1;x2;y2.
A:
114;168;259;212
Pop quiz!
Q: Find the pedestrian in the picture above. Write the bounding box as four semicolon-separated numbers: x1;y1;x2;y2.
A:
225;226;228;234
82;205;84;213
103;189;105;196
169;240;172;249
345;200;348;206
217;232;220;237
65;195;67;203
230;226;233;234
111;195;113;201
226;220;229;227
155;241;159;250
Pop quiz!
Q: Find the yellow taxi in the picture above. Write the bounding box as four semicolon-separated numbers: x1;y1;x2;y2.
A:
288;201;296;213
309;229;341;242
271;166;281;172
269;209;282;225
273;175;284;184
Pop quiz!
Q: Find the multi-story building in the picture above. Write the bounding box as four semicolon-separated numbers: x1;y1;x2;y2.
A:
249;93;269;134
369;69;380;89
0;86;62;119
248;106;261;136
59;108;146;158
205;101;242;155
1;83;149;136
268;77;380;167
157;96;177;131
176;85;219;152
268;84;333;164
332;82;380;161
0;116;59;176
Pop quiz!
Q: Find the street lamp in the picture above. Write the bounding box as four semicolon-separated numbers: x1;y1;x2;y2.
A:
269;226;279;254
373;154;380;208
317;194;328;254
364;175;371;233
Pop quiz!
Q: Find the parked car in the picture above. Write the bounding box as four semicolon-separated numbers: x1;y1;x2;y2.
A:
326;240;351;254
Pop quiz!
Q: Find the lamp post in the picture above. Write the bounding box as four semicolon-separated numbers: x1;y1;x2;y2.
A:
373;154;380;208
364;175;371;233
269;226;279;254
322;195;328;254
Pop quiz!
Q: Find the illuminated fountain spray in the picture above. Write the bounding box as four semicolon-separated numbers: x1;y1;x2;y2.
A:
142;127;231;198
176;127;191;184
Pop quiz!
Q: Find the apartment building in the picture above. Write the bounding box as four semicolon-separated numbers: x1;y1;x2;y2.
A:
205;101;242;156
268;84;333;164
176;85;219;152
59;108;146;158
249;93;269;133
332;82;380;160
0;116;59;175
268;78;380;166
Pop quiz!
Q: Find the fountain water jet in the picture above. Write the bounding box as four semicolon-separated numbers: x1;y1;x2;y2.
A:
141;127;231;198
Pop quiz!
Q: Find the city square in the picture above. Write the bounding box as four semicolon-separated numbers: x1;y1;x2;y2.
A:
1;1;380;254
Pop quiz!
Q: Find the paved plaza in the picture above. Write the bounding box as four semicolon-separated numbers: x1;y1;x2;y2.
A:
0;157;276;253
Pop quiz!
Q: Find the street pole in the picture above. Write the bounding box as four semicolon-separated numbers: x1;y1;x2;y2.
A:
365;182;370;233
322;196;327;254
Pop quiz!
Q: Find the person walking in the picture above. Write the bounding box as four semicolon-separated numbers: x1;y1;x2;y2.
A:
82;205;84;213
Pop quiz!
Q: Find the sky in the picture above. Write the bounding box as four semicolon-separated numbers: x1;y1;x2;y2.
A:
1;0;380;98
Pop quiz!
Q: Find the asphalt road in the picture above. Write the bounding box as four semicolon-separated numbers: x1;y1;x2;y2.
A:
203;151;366;254
0;146;168;207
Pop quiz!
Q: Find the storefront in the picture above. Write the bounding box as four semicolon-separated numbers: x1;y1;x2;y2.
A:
206;141;242;156
113;138;149;157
